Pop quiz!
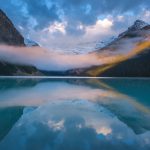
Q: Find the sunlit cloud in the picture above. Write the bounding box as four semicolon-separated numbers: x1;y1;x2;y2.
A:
46;21;67;35
84;18;113;40
0;0;149;49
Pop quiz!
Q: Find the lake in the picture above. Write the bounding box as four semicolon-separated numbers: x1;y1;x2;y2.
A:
0;78;150;150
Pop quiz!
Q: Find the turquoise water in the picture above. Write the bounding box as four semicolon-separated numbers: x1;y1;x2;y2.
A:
0;78;150;150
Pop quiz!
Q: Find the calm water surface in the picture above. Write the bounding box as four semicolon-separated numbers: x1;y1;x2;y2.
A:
0;78;150;150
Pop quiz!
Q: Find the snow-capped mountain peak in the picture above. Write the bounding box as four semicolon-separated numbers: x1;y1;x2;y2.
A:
118;20;149;38
24;39;39;47
48;37;116;55
129;20;149;31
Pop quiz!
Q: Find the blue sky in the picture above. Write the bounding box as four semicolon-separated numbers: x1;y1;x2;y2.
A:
0;0;150;48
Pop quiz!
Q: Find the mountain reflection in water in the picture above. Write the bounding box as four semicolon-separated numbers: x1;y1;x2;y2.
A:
0;78;150;150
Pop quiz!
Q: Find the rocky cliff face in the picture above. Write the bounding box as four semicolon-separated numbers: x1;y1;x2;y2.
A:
0;9;43;76
0;9;25;46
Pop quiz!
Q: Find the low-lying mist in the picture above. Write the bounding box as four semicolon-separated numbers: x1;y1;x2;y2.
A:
0;36;149;71
0;45;103;71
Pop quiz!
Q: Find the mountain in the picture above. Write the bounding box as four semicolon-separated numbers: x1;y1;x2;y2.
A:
74;37;116;54
1;9;150;77
118;20;149;38
47;37;116;55
68;20;150;77
24;38;39;47
0;9;42;76
0;10;25;46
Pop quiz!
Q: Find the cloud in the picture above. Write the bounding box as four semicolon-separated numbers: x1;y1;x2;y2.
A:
84;18;114;40
0;35;147;71
1;98;150;150
0;0;149;50
24;0;60;29
1;0;149;32
0;45;103;71
46;21;67;35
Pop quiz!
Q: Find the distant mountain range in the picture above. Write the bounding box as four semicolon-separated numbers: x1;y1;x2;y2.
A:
0;9;150;77
48;36;116;55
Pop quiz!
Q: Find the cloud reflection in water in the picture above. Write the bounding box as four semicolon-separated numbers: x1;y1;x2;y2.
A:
0;78;150;150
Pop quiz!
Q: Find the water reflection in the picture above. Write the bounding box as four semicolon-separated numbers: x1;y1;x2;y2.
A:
0;78;150;150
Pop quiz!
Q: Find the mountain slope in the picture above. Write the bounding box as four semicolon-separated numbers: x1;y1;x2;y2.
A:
0;9;42;76
68;20;150;77
0;9;25;46
24;38;39;47
99;44;150;77
88;40;150;77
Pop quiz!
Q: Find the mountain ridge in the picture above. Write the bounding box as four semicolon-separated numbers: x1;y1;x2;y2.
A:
118;19;149;38
0;9;42;76
67;20;150;77
0;9;25;46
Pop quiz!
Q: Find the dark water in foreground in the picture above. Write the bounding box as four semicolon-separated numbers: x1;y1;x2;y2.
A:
0;78;150;150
